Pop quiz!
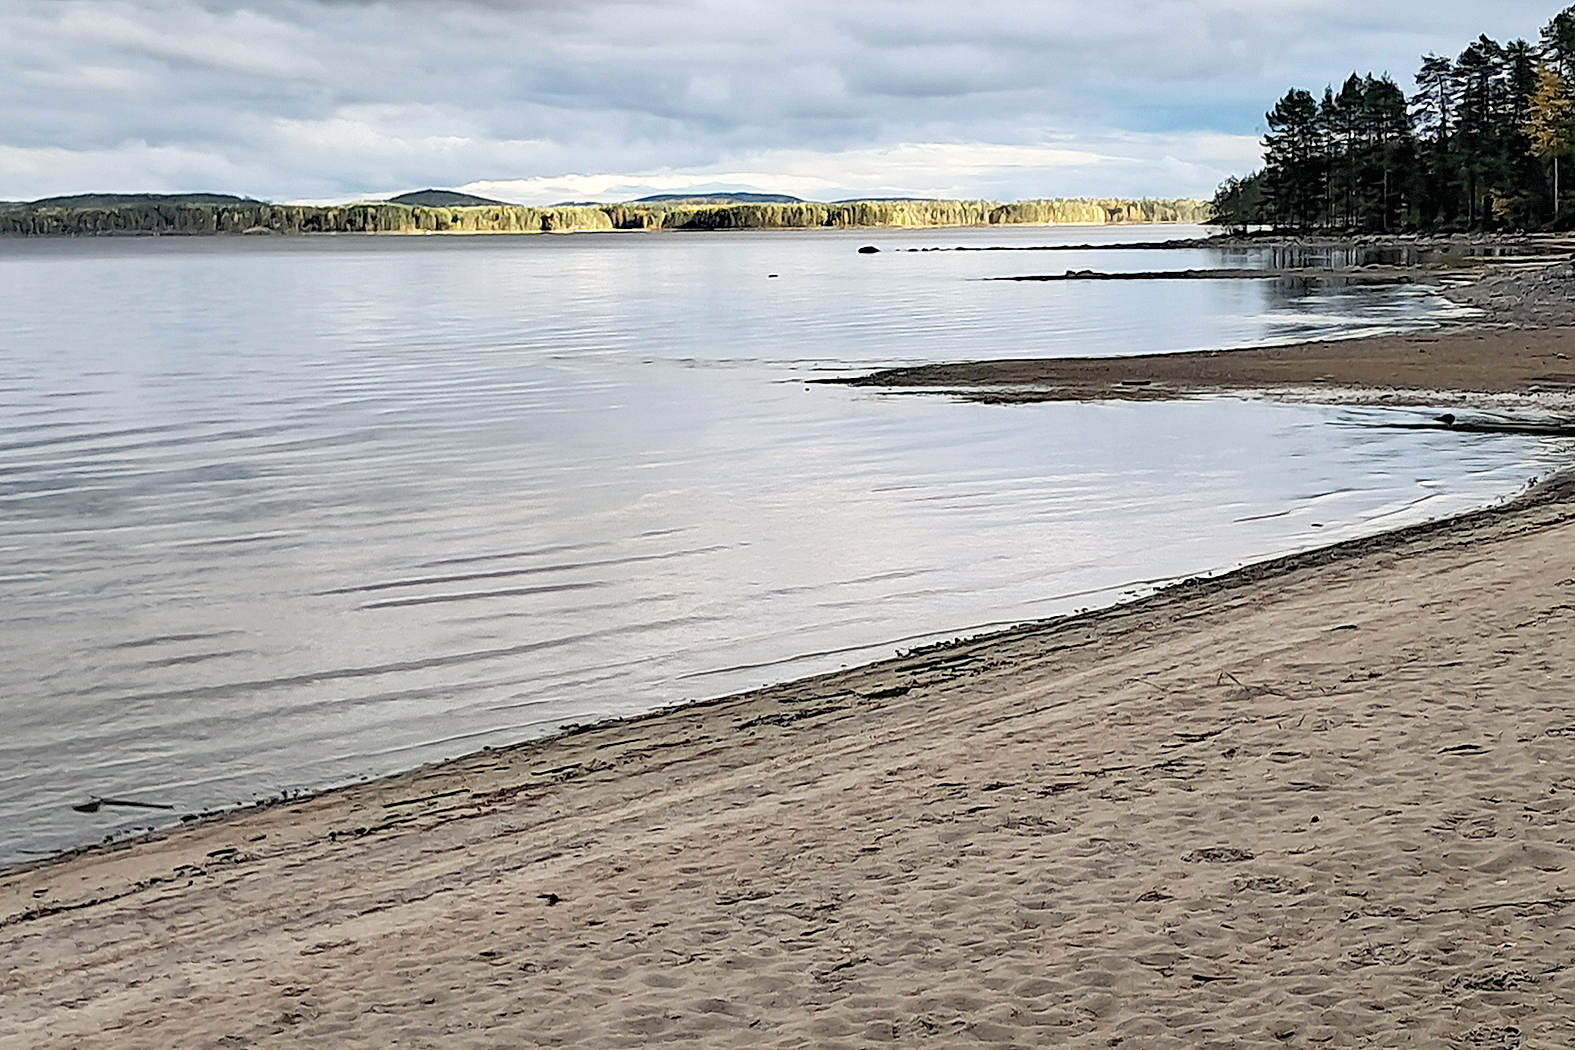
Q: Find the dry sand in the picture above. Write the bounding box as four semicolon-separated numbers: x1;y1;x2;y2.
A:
6;467;1575;1047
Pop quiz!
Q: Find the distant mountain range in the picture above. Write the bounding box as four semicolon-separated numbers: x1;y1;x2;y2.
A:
1;192;262;209
1;189;817;209
545;192;810;206
387;189;509;207
628;192;806;204
0;189;960;211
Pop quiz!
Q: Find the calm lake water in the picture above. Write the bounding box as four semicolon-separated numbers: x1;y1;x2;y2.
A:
2;224;1569;862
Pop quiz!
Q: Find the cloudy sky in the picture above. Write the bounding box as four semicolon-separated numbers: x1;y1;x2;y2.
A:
0;0;1562;204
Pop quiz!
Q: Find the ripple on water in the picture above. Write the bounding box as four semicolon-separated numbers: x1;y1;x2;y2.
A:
0;227;1566;861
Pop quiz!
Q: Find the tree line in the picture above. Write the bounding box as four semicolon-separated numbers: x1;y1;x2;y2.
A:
1211;6;1575;232
0;196;1209;237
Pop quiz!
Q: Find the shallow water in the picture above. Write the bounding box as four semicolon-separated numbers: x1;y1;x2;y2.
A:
1;224;1568;862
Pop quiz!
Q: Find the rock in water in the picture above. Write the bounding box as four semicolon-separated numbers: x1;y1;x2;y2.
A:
858;245;880;254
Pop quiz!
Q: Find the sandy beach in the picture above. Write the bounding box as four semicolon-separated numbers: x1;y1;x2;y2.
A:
5;404;1575;1046
8;255;1575;1047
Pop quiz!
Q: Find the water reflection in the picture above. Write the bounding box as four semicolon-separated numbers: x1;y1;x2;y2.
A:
1222;242;1527;270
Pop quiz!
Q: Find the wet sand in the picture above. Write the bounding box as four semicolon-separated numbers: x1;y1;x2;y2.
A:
991;266;1426;284
6;464;1575;1046
837;254;1575;410
834;326;1575;408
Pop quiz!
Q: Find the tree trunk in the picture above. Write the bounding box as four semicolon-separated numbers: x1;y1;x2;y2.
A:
1383;165;1391;232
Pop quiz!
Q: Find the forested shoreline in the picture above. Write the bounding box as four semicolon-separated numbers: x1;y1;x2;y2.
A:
0;195;1207;237
1212;5;1575;232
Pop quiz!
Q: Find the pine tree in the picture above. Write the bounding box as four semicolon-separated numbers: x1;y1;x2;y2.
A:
1326;76;1366;227
1208;4;1575;232
1262;89;1326;229
1359;76;1414;231
1413;54;1458;227
1454;36;1509;227
1500;40;1543;225
1544;7;1575;78
1208;174;1266;233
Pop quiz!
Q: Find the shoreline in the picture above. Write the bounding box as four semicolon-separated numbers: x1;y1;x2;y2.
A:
9;324;1566;873
6;458;1569;882
7;465;1575;1045
8;381;1575;1046
9;258;1575;1046
829;252;1575;411
7;460;1574;881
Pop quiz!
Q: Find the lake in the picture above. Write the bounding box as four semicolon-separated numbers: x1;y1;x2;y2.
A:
1;223;1568;862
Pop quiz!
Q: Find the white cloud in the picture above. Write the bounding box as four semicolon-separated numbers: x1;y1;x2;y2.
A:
0;0;1562;200
0;141;256;199
463;135;1263;204
17;63;152;93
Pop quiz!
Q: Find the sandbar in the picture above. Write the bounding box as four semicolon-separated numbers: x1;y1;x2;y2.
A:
834;326;1575;409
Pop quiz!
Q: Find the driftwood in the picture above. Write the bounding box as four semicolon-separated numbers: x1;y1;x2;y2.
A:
72;798;176;814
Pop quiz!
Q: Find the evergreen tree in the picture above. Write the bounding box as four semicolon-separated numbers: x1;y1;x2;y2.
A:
1412;54;1459;227
1359;76;1415;231
1453;35;1509;226
1325;76;1365;227
1262;89;1326;229
1208;5;1575;233
1543;7;1575;78
1414;54;1457;140
1504;40;1545;224
1209;174;1266;232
